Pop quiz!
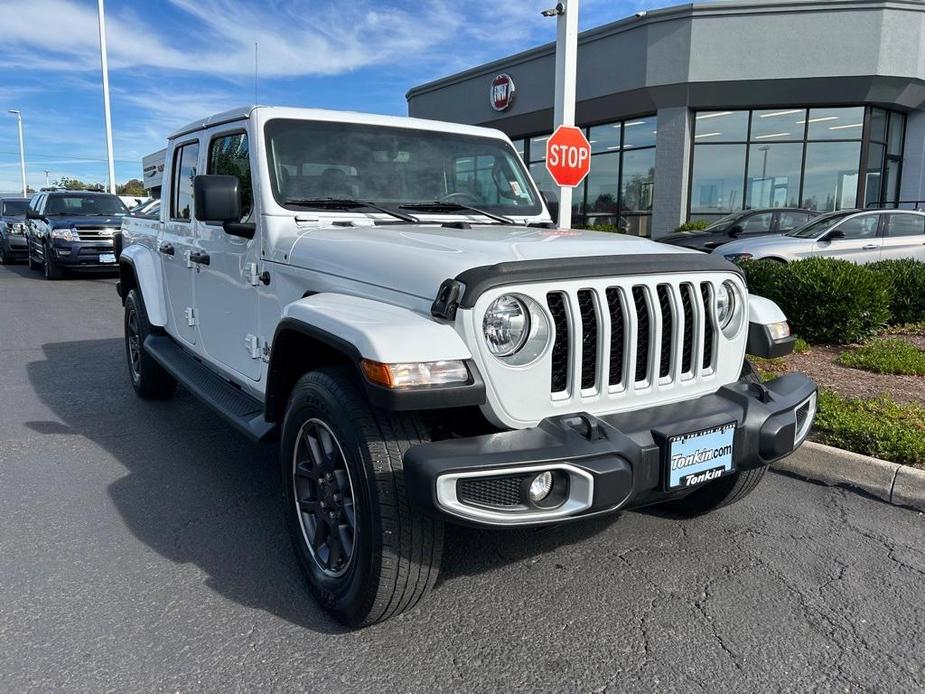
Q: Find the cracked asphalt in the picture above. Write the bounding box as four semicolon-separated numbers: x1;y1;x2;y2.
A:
1;262;924;693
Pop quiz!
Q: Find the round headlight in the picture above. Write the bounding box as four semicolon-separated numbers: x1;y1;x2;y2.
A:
483;295;530;357
716;281;737;328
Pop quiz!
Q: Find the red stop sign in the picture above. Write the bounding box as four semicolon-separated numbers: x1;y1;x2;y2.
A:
546;126;592;188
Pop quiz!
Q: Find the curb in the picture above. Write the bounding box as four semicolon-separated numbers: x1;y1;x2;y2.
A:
773;441;925;512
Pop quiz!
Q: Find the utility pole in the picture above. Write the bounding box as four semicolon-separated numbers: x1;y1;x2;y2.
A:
544;1;580;229
97;0;116;194
7;110;26;196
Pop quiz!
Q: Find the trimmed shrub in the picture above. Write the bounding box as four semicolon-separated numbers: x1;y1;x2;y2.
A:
674;220;710;233
867;259;925;325
741;257;891;345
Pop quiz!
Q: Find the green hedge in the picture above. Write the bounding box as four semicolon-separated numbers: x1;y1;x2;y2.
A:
867;259;925;325
674;220;710;232
742;257;891;345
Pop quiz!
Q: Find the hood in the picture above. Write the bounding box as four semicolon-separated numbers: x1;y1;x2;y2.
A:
48;215;126;229
712;233;797;255
287;224;696;300
659;230;714;244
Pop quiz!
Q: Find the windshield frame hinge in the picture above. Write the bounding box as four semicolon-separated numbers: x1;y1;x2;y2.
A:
431;279;465;321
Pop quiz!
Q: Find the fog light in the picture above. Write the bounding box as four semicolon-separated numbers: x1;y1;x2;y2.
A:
529;471;553;502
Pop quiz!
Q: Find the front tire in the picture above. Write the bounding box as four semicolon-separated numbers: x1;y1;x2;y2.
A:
282;367;443;627
663;360;767;516
42;241;64;280
27;238;40;271
124;289;177;399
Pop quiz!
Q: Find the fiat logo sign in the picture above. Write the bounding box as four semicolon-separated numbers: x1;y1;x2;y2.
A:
490;74;516;112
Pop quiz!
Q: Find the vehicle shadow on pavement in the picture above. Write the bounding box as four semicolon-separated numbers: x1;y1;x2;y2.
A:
26;337;621;632
0;261;117;282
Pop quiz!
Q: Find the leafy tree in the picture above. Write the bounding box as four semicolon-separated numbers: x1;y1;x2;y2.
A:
117;179;146;196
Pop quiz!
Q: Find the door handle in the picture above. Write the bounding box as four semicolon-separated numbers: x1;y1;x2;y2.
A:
189;251;210;266
159;242;175;256
862;244;879;250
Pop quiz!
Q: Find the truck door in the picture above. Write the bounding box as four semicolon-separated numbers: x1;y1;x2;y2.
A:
193;129;262;381
161;139;200;347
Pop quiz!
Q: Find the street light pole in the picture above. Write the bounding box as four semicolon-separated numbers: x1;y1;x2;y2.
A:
7;110;26;196
97;0;116;194
548;0;580;229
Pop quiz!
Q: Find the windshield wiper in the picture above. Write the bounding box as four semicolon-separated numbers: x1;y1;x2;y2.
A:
283;198;420;224
399;201;516;225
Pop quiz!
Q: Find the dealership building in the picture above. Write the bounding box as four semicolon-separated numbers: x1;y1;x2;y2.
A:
406;0;925;237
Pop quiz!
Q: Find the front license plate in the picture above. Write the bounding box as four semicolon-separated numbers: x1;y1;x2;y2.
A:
99;253;117;264
667;423;736;490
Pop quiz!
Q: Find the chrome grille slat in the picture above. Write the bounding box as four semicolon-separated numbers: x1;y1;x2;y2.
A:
545;279;726;398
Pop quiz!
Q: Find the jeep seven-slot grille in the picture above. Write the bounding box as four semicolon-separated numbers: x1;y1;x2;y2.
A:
577;290;598;390
700;284;715;370
547;282;720;396
547;292;570;393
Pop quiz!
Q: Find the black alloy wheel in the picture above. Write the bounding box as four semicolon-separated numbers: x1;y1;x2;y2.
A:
292;418;358;577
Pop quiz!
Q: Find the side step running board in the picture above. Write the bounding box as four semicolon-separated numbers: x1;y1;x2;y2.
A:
144;335;277;442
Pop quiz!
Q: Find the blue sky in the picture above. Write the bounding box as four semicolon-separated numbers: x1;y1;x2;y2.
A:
0;0;658;192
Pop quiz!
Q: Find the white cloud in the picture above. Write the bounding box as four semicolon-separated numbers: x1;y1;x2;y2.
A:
0;0;555;79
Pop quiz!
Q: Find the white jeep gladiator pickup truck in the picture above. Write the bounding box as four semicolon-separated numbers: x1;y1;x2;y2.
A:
117;106;816;627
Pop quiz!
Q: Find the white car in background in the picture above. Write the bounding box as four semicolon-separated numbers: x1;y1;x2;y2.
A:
716;209;925;264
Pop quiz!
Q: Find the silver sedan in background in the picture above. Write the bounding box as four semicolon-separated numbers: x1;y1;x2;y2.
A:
715;209;925;264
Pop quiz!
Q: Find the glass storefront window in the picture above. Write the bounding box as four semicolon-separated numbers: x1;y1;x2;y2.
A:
584;152;621;215
746;142;803;208
869;108;888;142
620;148;655;212
622;116;658;149
805;107;865;141
865;143;885;208
529;134;551;164
694;111;748;142
690;144;747;214
750;109;806;141
802;141;861;211
888;112;905;157
588;123;622;154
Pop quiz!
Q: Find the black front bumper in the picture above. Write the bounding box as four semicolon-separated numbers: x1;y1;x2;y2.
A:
2;235;27;258
51;239;118;270
404;373;816;527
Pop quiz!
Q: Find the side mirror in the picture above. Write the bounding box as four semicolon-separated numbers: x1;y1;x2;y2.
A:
193;174;255;239
728;224;743;238
823;229;845;241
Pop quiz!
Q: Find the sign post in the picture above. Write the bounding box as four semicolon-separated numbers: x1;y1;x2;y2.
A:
551;0;580;229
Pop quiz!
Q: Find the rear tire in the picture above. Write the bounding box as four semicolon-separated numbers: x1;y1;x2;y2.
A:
281;367;443;627
663;359;767;516
124;289;177;399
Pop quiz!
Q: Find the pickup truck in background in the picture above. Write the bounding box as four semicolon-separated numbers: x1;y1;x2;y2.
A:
26;190;128;280
117;105;816;627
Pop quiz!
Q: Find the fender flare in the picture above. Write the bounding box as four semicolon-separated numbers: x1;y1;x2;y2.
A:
265;294;484;421
118;246;167;327
747;294;795;358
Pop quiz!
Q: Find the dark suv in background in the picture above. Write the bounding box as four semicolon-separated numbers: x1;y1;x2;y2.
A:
659;208;818;252
26;191;128;280
0;196;30;264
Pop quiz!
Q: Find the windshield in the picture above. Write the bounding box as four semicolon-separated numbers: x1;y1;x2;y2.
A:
787;211;854;238
265;119;542;217
2;200;28;216
705;212;746;231
44;194;128;216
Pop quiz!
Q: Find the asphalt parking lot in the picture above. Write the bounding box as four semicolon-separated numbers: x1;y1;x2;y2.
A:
1;262;924;693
